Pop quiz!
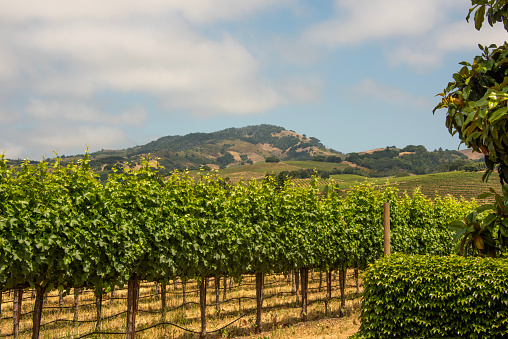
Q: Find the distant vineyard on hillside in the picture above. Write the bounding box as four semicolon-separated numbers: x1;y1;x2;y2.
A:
387;171;500;201
291;178;336;188
297;171;500;200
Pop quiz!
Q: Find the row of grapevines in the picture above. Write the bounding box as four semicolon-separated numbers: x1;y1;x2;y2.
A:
0;154;477;293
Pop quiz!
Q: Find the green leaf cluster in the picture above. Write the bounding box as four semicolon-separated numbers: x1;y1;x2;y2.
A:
434;1;508;183
434;43;508;182
448;185;508;257
467;0;508;31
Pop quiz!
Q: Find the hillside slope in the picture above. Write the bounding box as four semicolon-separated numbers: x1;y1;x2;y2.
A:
62;124;340;179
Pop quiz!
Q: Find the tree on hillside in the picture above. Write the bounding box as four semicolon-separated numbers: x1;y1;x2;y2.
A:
434;0;508;256
265;156;280;163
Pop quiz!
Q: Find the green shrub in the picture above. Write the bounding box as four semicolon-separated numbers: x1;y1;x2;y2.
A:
265;156;280;163
355;254;508;338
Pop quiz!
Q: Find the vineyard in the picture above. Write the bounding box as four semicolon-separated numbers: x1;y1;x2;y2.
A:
0;271;361;338
0;154;478;338
320;171;499;200
385;171;501;200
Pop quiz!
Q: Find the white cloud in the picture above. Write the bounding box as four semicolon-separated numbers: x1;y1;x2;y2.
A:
29;125;129;151
0;0;304;159
26;100;147;126
436;22;507;52
0;122;132;160
279;76;323;104
303;0;448;48
0;0;301;109
295;0;508;71
0;0;296;24
0;7;290;115
387;21;507;69
0;105;20;125
350;78;432;109
386;46;443;69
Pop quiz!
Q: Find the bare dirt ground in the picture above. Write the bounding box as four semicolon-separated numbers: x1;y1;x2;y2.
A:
459;148;484;160
236;311;360;339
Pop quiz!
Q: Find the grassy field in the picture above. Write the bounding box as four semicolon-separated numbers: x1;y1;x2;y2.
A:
214;161;347;182
1;271;362;339
199;159;501;200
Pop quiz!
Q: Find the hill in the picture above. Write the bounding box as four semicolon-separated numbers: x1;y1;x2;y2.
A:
39;125;486;183
5;123;496;200
59;124;341;180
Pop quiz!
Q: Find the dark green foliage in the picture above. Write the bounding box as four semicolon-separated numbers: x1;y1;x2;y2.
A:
326;155;343;163
216;152;235;167
346;147;470;176
401;145;427;153
355;254;508;338
467;0;508;31
312;155;343;163
265;156;280;163
434;43;508;183
434;1;508;259
464;162;486;172
448;159;469;171
276;168;337;179
342;166;369;176
435;2;508;183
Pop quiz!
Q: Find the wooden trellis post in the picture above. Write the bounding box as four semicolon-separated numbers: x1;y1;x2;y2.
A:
95;293;103;331
214;277;221;311
339;267;346;317
326;271;332;316
13;288;23;339
199;278;207;339
0;291;2;337
73;288;80;324
161;284;167;321
384;202;391;256
255;273;264;334
125;274;140;339
32;285;45;339
300;268;308;322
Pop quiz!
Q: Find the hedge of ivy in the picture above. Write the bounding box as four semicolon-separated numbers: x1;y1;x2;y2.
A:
355;254;508;338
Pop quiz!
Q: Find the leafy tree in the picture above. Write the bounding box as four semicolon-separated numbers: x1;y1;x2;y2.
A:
434;0;508;256
448;159;469;171
265;156;280;163
434;0;508;184
326;155;343;163
216;152;235;167
401;145;427;153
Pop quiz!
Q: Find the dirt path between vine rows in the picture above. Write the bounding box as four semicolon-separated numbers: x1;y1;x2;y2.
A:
235;311;360;339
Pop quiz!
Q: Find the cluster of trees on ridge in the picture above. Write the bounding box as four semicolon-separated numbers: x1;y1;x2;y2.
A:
345;145;484;177
265;145;484;181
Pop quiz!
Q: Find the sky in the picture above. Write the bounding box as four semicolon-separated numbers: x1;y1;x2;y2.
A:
1;0;507;160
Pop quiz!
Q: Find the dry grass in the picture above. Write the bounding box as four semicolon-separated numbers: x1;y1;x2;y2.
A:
0;270;362;339
240;312;361;339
